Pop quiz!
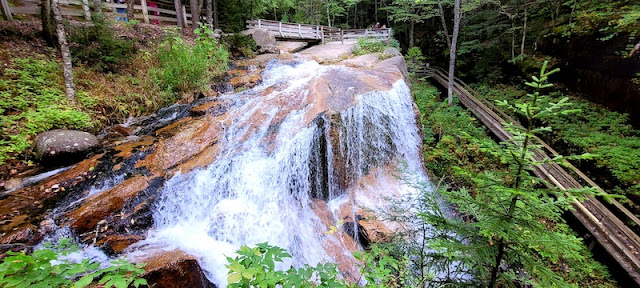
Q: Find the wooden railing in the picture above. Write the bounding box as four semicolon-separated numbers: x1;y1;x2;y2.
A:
246;19;392;44
0;0;194;25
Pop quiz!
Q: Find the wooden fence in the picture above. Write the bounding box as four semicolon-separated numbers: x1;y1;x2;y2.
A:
0;0;193;25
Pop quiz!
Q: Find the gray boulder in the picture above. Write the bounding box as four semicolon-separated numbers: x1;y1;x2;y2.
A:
34;129;100;166
257;45;280;55
241;28;276;49
382;47;402;57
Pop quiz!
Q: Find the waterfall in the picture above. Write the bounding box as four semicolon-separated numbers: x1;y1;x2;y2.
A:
134;59;428;287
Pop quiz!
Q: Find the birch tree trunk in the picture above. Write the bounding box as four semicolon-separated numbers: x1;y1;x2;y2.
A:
51;0;76;104
437;0;451;49
326;0;331;26
126;0;134;21
447;0;460;106
205;0;212;26
41;0;56;47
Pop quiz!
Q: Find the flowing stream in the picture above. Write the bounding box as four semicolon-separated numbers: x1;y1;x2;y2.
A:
133;59;429;286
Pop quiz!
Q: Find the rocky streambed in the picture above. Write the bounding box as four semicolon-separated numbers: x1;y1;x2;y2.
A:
0;52;428;287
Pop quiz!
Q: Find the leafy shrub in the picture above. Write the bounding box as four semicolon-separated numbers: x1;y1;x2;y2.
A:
353;37;388;56
0;238;147;288
223;33;257;58
0;57;97;165
150;25;229;97
226;243;343;288
68;21;137;73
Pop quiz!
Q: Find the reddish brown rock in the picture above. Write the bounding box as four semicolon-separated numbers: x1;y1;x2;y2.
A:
67;176;152;233
140;250;216;288
96;235;144;254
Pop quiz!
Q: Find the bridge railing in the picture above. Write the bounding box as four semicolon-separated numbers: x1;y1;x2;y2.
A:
245;19;392;44
246;19;323;41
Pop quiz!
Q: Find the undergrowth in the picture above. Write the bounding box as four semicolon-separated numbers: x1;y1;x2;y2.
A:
413;80;616;287
0;238;147;288
150;25;229;97
353;37;400;56
0;57;98;166
475;84;640;199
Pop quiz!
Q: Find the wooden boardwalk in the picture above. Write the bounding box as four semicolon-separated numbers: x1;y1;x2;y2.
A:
246;19;392;44
422;67;640;285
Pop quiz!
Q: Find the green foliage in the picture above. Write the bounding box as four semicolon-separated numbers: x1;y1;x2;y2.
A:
226;243;409;288
353;37;398;56
0;58;97;165
353;244;408;287
223;33;258;58
226;243;344;288
0;238;147;288
476;83;640;198
68;21;137;73
411;63;616;287
150;25;229;97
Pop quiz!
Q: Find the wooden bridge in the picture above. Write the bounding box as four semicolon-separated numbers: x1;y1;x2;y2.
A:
421;67;640;285
246;19;392;44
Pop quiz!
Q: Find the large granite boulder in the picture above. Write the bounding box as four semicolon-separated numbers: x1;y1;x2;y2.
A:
241;28;276;49
34;129;100;166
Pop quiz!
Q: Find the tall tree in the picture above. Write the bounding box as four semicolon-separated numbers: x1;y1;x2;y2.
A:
385;0;437;48
126;0;134;21
174;0;185;30
41;0;56;47
206;0;213;26
190;0;200;31
447;0;460;105
437;0;451;49
51;0;77;103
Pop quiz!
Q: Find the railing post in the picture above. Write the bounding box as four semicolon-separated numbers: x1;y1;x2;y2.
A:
321;26;324;44
387;28;391;45
1;0;13;21
81;0;92;20
279;22;282;37
140;0;150;23
298;23;302;38
340;29;344;45
258;19;261;28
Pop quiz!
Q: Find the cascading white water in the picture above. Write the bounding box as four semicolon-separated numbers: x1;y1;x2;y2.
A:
134;59;429;287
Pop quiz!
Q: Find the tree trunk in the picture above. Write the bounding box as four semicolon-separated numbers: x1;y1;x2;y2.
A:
511;18;515;59
437;0;451;49
174;0;184;30
213;0;218;28
126;0;134;21
409;21;414;48
51;0;76;104
326;0;330;26
520;0;527;56
447;0;460;106
41;0;56;47
92;0;103;21
190;0;199;31
205;0;212;26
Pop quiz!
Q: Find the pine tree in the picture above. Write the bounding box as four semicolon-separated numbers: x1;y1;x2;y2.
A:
418;62;601;287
